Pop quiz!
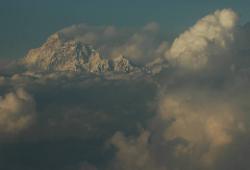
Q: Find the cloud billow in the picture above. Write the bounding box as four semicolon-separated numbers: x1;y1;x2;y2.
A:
167;9;238;71
0;88;36;135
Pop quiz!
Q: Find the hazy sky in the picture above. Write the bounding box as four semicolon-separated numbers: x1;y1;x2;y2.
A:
1;0;250;59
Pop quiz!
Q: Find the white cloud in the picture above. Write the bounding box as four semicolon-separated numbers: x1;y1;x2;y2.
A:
166;9;238;71
58;23;166;65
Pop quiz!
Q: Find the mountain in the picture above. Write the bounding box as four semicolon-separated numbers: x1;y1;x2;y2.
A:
22;33;136;74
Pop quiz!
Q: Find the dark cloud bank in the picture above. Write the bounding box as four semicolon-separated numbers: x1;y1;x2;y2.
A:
1;9;250;170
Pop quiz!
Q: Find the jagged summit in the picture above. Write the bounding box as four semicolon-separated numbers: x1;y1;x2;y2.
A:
22;33;136;74
111;55;134;72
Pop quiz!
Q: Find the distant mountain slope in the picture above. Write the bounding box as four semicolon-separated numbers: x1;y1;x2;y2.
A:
22;33;137;74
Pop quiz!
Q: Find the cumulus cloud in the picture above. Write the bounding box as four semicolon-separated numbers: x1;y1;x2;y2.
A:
109;86;248;170
166;9;238;71
110;130;165;170
58;23;167;64
0;88;36;134
109;22;167;64
158;89;245;165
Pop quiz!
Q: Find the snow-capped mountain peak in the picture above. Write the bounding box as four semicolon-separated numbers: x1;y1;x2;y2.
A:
22;32;136;74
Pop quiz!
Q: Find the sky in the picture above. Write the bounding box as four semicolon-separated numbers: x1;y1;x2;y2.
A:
1;3;250;170
1;0;250;59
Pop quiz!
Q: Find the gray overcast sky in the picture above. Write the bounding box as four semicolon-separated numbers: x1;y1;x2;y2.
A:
1;0;250;59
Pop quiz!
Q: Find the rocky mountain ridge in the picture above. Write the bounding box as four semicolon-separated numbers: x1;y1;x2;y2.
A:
22;33;136;74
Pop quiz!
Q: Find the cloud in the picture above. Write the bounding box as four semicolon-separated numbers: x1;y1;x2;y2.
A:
58;23;167;65
0;76;5;85
110;130;166;170
109;85;248;170
110;22;168;64
0;70;158;170
79;162;97;170
0;88;36;134
158;89;245;166
166;9;238;71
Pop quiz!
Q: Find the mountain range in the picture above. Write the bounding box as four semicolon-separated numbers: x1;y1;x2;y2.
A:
22;32;140;74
